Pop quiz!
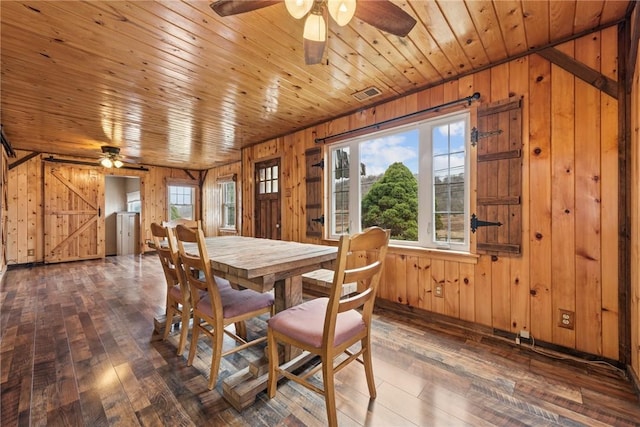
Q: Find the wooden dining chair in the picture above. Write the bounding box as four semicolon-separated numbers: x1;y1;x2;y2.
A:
174;224;275;390
162;218;202;230
150;222;192;356
267;226;390;427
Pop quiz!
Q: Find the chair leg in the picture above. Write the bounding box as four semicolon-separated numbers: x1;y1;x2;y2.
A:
176;307;190;356
322;356;338;427
187;316;201;366
267;329;279;398
163;302;176;341
362;336;377;399
207;327;224;390
234;320;247;341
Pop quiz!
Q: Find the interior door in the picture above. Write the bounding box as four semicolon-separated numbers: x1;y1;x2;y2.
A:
44;162;104;263
254;158;281;239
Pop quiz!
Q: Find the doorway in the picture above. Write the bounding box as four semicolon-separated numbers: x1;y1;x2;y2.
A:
254;158;281;240
105;176;141;255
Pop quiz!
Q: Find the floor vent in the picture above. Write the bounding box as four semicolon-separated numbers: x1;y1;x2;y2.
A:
352;86;382;101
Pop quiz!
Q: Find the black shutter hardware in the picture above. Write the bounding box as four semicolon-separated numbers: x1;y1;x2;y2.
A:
311;215;325;226
470;127;503;147
470;213;502;233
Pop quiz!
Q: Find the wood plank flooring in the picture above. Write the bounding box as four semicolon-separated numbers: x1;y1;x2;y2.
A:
1;254;639;426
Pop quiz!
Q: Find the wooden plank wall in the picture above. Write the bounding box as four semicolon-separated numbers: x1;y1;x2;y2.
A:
0;148;6;281
221;28;622;360
630;12;640;387
5;152;198;263
201;161;242;237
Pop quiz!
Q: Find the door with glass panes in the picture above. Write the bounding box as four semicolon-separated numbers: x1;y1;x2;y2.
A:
254;158;281;240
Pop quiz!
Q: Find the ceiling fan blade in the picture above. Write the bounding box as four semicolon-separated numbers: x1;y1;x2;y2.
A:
355;0;417;37
210;0;279;17
304;39;325;65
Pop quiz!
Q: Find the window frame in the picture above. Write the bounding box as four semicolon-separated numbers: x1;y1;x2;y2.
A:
167;182;198;221
220;179;237;231
326;109;471;252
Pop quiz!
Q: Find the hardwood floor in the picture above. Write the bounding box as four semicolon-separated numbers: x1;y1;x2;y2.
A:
1;254;639;426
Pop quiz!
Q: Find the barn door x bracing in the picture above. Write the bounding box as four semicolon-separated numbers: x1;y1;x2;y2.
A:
44;162;104;263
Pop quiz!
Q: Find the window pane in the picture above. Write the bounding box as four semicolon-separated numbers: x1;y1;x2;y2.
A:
266;180;271;193
431;118;466;246
272;179;278;193
449;213;465;243
359;130;419;241
259;181;265;194
169;185;195;220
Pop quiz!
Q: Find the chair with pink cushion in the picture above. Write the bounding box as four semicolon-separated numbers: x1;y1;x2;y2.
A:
174;224;275;390
267;226;390;427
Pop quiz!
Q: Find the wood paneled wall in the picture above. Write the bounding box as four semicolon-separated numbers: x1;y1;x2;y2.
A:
202;161;242;237
0;148;7;282
630;8;640;387
226;28;623;361
5;152;198;263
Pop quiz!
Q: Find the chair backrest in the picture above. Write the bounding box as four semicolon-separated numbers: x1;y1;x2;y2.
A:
150;222;180;288
162;218;201;230
324;227;390;339
174;224;224;320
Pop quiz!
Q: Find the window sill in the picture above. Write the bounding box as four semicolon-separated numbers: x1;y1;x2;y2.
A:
321;238;479;264
387;244;479;264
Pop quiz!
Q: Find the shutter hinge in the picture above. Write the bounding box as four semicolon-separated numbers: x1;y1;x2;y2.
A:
311;214;325;226
312;159;324;169
470;213;502;233
470;127;503;147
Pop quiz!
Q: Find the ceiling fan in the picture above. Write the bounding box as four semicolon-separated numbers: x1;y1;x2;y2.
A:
210;0;417;65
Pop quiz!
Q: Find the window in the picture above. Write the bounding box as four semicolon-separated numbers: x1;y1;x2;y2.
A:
168;185;196;220
127;191;141;213
327;110;470;251
221;181;236;229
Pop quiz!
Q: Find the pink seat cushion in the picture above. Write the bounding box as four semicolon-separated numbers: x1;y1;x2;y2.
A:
196;288;274;320
268;297;365;349
168;284;183;301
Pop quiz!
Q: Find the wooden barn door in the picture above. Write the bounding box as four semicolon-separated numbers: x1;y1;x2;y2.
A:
44;162;105;263
254;158;281;239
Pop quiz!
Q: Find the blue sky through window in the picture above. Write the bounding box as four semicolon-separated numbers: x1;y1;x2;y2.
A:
359;121;465;177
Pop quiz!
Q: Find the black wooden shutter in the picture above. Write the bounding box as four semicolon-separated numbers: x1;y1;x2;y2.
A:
305;147;323;238
473;97;522;255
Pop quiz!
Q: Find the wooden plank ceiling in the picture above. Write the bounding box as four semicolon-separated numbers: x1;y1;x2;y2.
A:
0;1;630;170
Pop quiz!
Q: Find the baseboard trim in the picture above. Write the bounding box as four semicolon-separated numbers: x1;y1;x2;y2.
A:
374;299;630;375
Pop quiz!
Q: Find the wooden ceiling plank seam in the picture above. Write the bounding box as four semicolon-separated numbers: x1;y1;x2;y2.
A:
521;0;551;50
413;0;475;73
492;0;529;57
464;0;509;64
573;1;607;34
406;4;467;80
548;1;577;41
435;0;492;69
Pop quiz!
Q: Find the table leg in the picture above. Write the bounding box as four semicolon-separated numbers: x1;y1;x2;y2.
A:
221;274;306;410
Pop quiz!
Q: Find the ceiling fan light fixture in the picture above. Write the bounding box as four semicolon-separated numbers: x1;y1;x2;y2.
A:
99;145;124;168
303;11;326;42
285;0;313;19
100;157;114;168
327;0;356;26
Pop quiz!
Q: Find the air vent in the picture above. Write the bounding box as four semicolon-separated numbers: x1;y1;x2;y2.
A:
352;86;382;101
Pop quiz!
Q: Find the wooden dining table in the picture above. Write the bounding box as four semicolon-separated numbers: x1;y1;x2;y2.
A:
184;235;338;410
